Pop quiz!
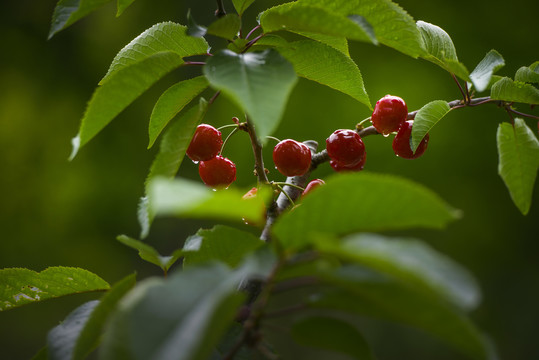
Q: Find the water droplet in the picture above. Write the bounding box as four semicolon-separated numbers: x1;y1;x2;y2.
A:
383;133;390;138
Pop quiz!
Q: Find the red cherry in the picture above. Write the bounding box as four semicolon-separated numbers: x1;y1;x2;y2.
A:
371;95;408;135
186;124;223;162
273;139;312;176
302;179;325;196
392;120;429;159
330;151;366;172
326;129;365;167
198;155;236;188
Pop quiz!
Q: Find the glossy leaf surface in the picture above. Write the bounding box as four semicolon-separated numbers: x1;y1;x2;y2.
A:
277;40;371;108
469;50;505;92
203;49;297;142
411;100;451;151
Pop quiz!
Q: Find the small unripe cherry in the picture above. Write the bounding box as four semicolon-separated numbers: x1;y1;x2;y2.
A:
186;124;223;162
302;179;325;196
330;152;366;172
242;187;258;199
273;139;312;176
392;120;429;159
198;155;236;188
326;129;365;167
371;95;408;135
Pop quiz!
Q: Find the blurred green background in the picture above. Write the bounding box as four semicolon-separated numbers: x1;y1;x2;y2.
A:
1;0;538;359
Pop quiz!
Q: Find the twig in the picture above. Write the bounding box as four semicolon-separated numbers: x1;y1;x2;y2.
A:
208;91;221;105
246;25;261;40
245;118;269;185
506;107;539;120
242;34;266;53
215;0;226;18
451;73;468;103
183;61;205;66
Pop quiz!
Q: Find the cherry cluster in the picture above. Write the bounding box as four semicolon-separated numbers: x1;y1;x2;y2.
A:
185;95;429;195
186;124;236;188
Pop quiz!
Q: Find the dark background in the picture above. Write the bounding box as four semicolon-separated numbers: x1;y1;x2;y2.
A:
0;0;538;359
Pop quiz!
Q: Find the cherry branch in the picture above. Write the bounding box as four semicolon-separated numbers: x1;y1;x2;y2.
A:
215;0;226;18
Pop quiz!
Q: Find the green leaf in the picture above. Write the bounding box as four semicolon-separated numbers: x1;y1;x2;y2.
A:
291;316;374;360
101;22;209;84
260;3;377;44
48;0;111;39
232;0;255;16
411;100;451;152
313;266;496;360
273;172;460;249
183;225;264;268
292;32;349;56
298;0;424;58
417;21;470;81
148;177;270;225
117;235;183;271
0;267;109;311
491;77;539;105
116;0;135;16
203;49;297;142
316;233;480;311
48;300;100;360
207;14;241;40
497;118;539;215
469;50;505;92
515;61;539;84
70;52;183;160
276;40;371;109
100;258;273;360
72;274;136;360
149;78;208;148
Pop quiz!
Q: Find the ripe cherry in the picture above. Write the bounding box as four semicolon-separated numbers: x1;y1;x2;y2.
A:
186;124;223;162
371;95;408;135
198;155;236;188
392;120;429;159
330;152;366;172
326;129;365;167
302;179;325;196
273;139;312;176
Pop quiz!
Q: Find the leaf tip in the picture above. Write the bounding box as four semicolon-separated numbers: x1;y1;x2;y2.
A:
68;135;81;161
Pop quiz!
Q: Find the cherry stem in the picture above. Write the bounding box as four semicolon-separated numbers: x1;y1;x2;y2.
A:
219;127;239;155
273;182;305;192
265;136;281;143
217;123;239;131
276;184;295;206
